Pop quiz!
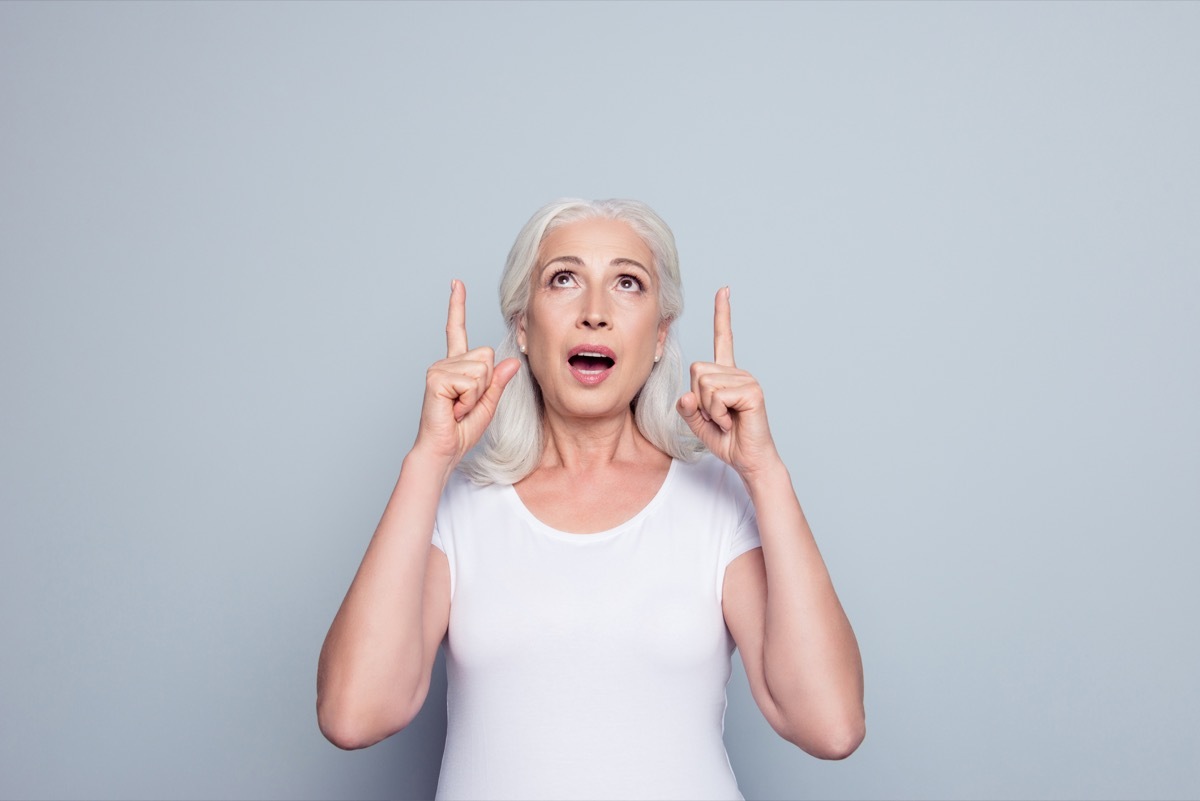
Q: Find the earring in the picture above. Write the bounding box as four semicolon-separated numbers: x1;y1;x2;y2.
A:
654;354;660;363
520;345;527;354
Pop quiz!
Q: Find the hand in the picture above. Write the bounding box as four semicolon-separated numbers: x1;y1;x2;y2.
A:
413;280;521;468
677;287;781;479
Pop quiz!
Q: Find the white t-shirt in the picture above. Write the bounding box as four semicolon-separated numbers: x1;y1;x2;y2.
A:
431;453;762;800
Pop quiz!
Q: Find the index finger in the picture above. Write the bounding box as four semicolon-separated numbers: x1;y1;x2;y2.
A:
446;279;469;357
713;286;735;366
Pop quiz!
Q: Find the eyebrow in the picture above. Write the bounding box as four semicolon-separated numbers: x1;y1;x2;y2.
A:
542;255;652;274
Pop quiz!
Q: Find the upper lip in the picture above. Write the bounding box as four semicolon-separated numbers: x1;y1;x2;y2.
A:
567;344;617;362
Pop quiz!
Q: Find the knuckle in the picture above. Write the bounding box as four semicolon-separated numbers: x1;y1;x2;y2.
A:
463;347;490;366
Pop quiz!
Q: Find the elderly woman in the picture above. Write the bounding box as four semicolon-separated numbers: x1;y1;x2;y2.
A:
317;199;864;799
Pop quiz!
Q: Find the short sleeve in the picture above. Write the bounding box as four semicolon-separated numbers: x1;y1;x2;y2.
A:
431;520;446;553
722;495;761;571
720;496;758;565
430;472;462;599
713;460;762;603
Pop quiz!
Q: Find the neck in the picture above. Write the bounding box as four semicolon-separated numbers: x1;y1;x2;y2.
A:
538;408;659;473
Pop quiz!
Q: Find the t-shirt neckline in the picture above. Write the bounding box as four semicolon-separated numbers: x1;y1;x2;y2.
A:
503;458;679;542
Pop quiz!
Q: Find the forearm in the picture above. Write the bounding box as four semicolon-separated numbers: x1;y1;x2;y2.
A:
745;460;865;755
316;448;450;747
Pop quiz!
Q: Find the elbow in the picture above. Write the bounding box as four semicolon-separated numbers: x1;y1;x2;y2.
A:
316;694;416;751
318;713;377;751
776;707;865;760
319;719;374;751
793;714;865;761
809;719;865;760
315;659;430;750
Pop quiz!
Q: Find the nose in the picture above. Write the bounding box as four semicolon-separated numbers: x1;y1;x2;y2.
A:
579;286;610;329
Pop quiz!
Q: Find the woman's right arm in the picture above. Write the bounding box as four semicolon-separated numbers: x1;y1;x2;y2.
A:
316;280;519;749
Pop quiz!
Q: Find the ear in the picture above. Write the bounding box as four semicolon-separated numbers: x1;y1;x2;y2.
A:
517;313;527;353
655;317;671;361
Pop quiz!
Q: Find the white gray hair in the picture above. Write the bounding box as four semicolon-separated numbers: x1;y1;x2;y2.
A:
459;198;702;485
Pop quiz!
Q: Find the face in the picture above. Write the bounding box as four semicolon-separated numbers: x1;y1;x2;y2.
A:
518;217;670;423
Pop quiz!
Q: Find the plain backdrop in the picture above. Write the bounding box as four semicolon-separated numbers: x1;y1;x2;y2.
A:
2;2;1197;799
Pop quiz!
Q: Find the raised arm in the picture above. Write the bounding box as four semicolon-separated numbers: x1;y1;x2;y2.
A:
677;288;865;759
316;280;519;749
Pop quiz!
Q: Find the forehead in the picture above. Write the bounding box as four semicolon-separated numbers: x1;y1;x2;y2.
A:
537;218;655;269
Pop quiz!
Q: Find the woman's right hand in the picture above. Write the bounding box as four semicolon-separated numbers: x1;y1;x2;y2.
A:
413;279;521;470
322;281;505;748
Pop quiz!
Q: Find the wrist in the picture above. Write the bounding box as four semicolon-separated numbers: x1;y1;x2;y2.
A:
403;444;459;488
738;455;791;498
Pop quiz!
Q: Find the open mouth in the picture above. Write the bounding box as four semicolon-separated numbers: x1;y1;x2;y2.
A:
567;353;616;372
567;345;617;384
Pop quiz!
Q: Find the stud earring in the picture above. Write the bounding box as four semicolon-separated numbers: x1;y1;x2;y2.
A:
654;354;661;363
520;345;527;354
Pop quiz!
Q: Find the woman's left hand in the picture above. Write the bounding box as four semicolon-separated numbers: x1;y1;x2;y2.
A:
677;287;782;480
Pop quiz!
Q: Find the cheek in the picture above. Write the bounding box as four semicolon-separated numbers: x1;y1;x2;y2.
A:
524;310;565;345
632;306;665;339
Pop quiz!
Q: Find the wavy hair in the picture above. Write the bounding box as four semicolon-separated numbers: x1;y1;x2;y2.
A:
459;198;702;485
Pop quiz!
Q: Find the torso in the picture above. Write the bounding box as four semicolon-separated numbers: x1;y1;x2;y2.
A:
431;454;761;800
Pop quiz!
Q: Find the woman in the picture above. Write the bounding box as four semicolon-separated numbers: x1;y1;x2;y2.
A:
317;199;865;799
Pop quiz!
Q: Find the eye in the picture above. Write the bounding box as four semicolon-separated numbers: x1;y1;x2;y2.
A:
549;269;577;288
616;275;644;292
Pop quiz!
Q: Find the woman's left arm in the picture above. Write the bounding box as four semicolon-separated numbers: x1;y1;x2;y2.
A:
677;288;865;759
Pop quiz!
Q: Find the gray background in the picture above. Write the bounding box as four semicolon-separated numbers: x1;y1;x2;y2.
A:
2;2;1197;799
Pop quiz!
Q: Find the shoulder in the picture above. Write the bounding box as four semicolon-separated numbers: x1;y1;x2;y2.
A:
673;451;725;482
673;452;747;498
669;453;755;520
437;469;510;528
444;467;487;501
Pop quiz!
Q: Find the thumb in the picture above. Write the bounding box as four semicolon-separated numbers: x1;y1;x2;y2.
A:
676;392;708;438
477;357;521;415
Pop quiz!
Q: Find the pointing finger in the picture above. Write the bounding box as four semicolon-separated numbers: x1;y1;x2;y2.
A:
446;279;469;357
713;286;735;367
